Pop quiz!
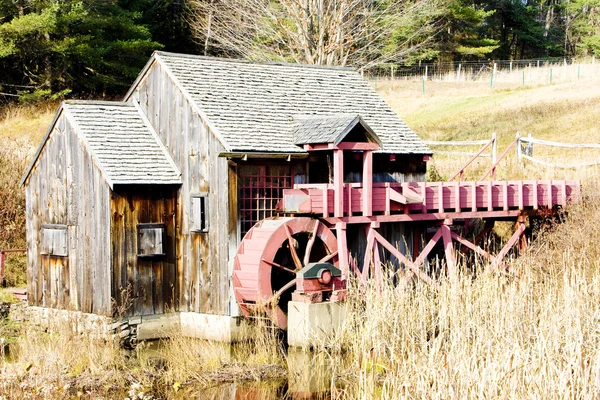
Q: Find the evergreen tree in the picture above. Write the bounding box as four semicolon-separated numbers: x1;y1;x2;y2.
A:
0;0;162;102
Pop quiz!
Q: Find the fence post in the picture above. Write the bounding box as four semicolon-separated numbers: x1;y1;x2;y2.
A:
457;63;461;82
578;64;581;79
516;132;522;163
421;76;425;94
490;69;494;88
391;64;395;80
550;68;553;84
522;70;525;85
492;132;498;164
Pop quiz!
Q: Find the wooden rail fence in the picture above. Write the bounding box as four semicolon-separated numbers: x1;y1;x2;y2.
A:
428;132;600;176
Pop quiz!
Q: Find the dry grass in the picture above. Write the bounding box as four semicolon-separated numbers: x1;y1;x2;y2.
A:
310;188;600;399
0;102;58;143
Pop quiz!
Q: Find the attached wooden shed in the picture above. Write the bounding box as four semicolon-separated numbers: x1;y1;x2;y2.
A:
22;101;181;316
24;51;431;332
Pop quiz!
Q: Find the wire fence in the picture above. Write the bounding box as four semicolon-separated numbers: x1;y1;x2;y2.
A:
365;57;600;88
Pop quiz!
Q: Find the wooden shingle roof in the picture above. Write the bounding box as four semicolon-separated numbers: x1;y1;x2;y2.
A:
22;101;181;188
292;115;381;146
139;51;431;155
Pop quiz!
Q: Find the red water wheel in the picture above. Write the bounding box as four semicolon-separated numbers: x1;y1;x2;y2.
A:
233;217;339;329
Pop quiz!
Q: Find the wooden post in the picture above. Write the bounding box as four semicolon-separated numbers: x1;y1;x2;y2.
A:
441;224;457;280
457;63;462;81
334;149;344;217
492;132;498;164
336;222;349;275
362;151;373;216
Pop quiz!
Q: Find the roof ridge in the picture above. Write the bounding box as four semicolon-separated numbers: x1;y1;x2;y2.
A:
154;51;357;72
292;113;359;120
64;100;132;107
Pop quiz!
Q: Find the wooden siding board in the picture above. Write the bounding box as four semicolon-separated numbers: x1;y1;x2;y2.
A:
133;62;231;315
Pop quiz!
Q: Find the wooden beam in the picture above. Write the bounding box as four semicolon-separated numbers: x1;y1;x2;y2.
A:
336;222;349;274
336;142;380;151
362;225;375;282
371;229;435;285
362;150;373;216
323;209;526;225
441;225;457;280
490;222;526;271
451;231;492;260
334;149;344;218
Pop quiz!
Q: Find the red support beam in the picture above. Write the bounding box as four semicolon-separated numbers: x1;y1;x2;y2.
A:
334;149;344;218
370;228;435;285
336;222;349;275
336;142;380;151
441;224;457;280
362;225;375;282
362;150;373;216
490;222;526;271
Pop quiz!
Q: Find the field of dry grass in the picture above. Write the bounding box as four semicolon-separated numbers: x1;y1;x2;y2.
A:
1;75;600;398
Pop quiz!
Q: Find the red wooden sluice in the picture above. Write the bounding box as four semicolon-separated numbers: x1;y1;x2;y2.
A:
280;180;581;221
278;176;581;286
233;142;582;329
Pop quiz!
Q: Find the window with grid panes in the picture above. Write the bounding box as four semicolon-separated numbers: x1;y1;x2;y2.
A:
238;164;293;238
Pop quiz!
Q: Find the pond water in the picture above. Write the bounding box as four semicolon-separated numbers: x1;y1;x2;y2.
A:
135;342;338;399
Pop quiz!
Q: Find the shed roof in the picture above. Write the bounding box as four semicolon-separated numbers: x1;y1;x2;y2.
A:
292;115;381;146
22;101;182;188
129;51;431;155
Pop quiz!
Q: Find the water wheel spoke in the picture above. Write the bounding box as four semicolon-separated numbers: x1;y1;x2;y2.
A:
284;224;303;271
318;250;338;264
302;221;320;266
262;258;296;275
267;278;297;305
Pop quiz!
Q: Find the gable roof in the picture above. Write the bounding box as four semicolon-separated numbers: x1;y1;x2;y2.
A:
22;101;182;188
128;51;431;155
292;114;381;146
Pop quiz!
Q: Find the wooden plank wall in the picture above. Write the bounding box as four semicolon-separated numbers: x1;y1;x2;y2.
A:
25;112;111;314
133;63;231;315
110;186;177;316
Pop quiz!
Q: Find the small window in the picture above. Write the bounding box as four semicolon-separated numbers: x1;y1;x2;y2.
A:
191;194;208;232
137;223;165;257
41;224;68;257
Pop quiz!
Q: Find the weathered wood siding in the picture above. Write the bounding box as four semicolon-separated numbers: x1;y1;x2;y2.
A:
130;62;232;315
25;112;111;314
110;186;177;316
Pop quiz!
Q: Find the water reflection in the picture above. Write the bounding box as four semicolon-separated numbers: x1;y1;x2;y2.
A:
138;342;335;399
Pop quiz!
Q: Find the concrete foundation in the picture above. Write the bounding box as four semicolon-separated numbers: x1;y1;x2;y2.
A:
287;300;346;348
11;304;251;343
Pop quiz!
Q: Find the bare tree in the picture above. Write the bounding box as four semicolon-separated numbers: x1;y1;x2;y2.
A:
187;0;447;70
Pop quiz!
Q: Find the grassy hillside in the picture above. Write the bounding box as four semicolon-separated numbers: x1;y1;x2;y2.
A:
379;77;600;181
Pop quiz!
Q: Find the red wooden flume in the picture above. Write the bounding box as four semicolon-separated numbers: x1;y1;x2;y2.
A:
233;142;581;329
